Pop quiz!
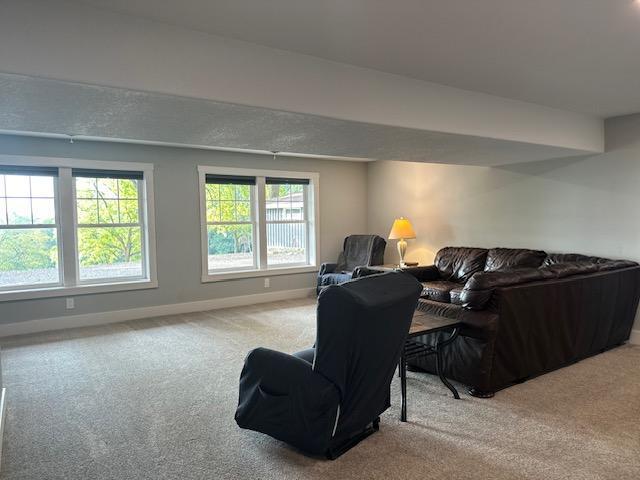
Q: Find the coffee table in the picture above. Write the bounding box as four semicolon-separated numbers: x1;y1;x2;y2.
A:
400;311;462;421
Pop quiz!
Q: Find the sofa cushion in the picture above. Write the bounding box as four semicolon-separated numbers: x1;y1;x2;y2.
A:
434;247;488;283
421;280;460;303
484;248;546;272
318;272;352;288
450;287;464;305
416;298;462;320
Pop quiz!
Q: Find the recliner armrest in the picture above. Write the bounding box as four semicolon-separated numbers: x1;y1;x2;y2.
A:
351;266;383;279
235;347;340;455
238;348;340;408
404;265;440;282
239;347;324;389
319;262;338;276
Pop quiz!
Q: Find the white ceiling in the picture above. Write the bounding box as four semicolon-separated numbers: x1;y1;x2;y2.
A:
76;0;640;118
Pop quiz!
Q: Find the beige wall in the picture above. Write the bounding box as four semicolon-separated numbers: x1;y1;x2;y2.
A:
0;135;368;325
367;114;640;332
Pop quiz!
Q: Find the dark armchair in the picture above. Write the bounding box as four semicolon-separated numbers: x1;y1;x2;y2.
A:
317;234;386;294
235;272;422;458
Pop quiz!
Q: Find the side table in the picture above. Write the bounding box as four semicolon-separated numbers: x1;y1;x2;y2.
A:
400;311;462;422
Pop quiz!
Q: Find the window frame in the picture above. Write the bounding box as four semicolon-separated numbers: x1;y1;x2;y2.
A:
0;170;63;292
203;180;258;274
198;166;319;282
0;155;157;302
72;176;147;285
264;181;311;268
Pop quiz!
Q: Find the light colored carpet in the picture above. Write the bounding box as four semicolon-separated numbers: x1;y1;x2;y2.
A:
1;298;639;480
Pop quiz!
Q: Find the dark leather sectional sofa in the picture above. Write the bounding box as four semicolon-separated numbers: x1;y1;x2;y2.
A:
406;247;640;396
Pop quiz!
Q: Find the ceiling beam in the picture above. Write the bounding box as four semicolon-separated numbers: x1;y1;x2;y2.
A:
0;0;603;155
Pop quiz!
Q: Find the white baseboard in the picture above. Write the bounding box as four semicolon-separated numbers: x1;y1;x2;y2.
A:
0;287;315;338
630;329;640;345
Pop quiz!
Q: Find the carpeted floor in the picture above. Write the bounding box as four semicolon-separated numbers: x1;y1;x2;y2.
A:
1;298;639;480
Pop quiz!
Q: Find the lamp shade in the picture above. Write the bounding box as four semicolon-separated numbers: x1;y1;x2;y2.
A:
388;217;416;240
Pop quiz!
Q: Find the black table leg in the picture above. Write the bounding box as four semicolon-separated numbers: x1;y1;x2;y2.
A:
400;349;407;422
435;327;460;399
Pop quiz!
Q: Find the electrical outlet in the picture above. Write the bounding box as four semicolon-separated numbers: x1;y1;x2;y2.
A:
66;297;75;309
264;278;270;288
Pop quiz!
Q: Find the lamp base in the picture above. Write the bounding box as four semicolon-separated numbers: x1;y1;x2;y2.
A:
397;238;407;267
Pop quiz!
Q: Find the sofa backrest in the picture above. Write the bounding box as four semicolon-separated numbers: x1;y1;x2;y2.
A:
434;247;488;283
543;253;638;272
542;253;595;266
484;248;547;272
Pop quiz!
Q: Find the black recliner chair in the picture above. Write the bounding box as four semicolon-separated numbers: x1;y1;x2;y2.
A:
317;234;386;294
235;272;422;458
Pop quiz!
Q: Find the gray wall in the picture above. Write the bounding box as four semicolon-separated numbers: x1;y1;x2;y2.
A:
3;114;640;330
367;114;640;332
0;135;368;324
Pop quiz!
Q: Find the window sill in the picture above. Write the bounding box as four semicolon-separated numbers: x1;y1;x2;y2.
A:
202;265;318;282
0;279;158;302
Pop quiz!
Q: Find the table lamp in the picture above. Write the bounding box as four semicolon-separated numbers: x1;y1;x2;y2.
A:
388;217;416;267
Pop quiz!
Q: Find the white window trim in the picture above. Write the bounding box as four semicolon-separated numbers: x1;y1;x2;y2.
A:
0;173;63;292
203;184;259;273
198;165;320;282
0;155;158;302
72;177;148;285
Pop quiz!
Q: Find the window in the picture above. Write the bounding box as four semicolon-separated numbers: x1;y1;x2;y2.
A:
74;170;145;282
0;159;156;300
199;167;318;280
265;178;309;266
0;167;61;290
204;174;256;272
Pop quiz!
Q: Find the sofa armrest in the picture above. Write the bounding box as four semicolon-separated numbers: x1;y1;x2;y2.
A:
488;266;640;377
460;268;551;310
404;265;440;282
460;261;640;310
319;262;338;276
